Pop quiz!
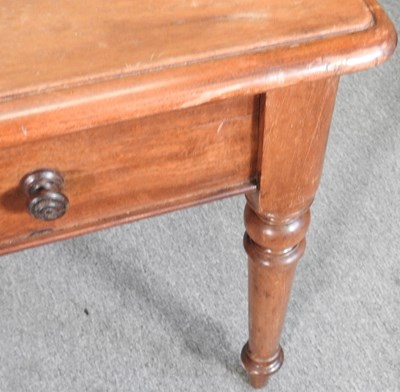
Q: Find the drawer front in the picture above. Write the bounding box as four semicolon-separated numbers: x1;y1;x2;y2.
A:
0;96;259;252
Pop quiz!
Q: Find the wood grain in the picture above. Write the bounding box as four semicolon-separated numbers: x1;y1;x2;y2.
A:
0;0;372;98
242;78;339;388
0;1;396;389
251;79;340;215
0;0;396;150
0;95;259;252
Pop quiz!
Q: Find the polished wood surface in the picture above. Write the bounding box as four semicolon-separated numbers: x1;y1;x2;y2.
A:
0;0;396;150
0;96;258;253
242;78;339;388
0;0;397;389
1;0;372;98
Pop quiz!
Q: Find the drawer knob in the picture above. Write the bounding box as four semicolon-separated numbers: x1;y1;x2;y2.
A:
20;169;69;221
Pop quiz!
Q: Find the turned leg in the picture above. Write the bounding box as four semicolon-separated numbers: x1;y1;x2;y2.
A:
241;203;310;388
241;77;340;388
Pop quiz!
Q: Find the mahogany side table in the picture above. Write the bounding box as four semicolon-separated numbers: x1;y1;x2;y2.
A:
0;0;397;388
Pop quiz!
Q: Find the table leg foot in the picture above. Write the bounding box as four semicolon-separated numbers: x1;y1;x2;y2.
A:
241;342;284;388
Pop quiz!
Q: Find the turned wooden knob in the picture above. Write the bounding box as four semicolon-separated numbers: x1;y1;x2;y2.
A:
20;169;69;221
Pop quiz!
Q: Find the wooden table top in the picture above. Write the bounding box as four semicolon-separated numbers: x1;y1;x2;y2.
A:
0;0;396;150
1;0;372;98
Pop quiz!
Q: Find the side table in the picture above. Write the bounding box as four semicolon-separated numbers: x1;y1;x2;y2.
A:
0;0;397;388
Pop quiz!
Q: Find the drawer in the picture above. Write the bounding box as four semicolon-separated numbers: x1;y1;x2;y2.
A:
0;95;259;252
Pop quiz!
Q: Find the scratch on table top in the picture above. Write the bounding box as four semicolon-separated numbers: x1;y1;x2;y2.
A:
21;125;27;137
217;121;225;134
230;12;270;20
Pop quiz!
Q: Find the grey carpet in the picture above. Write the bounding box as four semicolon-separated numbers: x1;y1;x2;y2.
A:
1;1;399;391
